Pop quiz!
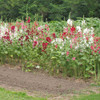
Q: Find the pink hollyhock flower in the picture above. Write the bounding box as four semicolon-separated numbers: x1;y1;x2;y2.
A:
86;36;89;41
55;45;58;48
64;27;68;32
24;26;27;29
94;44;96;47
70;44;72;48
45;24;48;27
33;41;38;48
99;51;100;54
34;21;38;26
21;26;24;30
66;51;69;56
72;57;76;60
47;28;49;31
37;27;41;30
91;46;94;50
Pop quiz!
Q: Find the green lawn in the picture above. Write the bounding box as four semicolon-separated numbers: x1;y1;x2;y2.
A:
0;87;47;100
73;93;100;100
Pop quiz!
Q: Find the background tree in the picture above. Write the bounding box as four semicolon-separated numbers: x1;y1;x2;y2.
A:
0;0;100;21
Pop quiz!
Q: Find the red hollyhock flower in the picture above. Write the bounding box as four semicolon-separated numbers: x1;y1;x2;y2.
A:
71;26;75;32
26;17;31;23
25;35;29;41
33;41;38;47
46;37;52;43
2;36;10;40
21;42;23;46
26;30;30;35
11;26;15;32
28;17;30;23
94;50;97;53
52;33;56;38
42;42;48;50
5;32;9;35
19;36;23;41
62;32;67;37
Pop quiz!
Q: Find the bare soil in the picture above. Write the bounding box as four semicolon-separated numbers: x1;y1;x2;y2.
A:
0;64;97;100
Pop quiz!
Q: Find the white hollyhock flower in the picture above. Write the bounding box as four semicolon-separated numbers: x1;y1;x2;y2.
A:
67;19;73;26
76;26;81;32
20;29;23;33
61;52;65;55
66;36;69;40
89;36;93;44
36;65;40;69
51;38;63;45
60;46;63;49
83;28;90;34
82;20;86;25
90;27;94;34
75;45;79;50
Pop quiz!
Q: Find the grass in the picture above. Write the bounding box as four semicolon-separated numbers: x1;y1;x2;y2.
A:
0;87;47;100
73;93;100;100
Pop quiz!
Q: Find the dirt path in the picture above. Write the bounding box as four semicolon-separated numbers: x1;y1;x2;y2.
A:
0;64;90;95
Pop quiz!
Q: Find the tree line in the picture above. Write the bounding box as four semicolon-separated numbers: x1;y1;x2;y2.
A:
0;0;100;21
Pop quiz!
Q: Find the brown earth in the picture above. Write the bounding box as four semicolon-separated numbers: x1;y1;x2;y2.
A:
0;64;97;100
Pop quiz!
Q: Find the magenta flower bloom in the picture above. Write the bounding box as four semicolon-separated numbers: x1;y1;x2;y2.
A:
66;51;69;56
72;57;76;60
